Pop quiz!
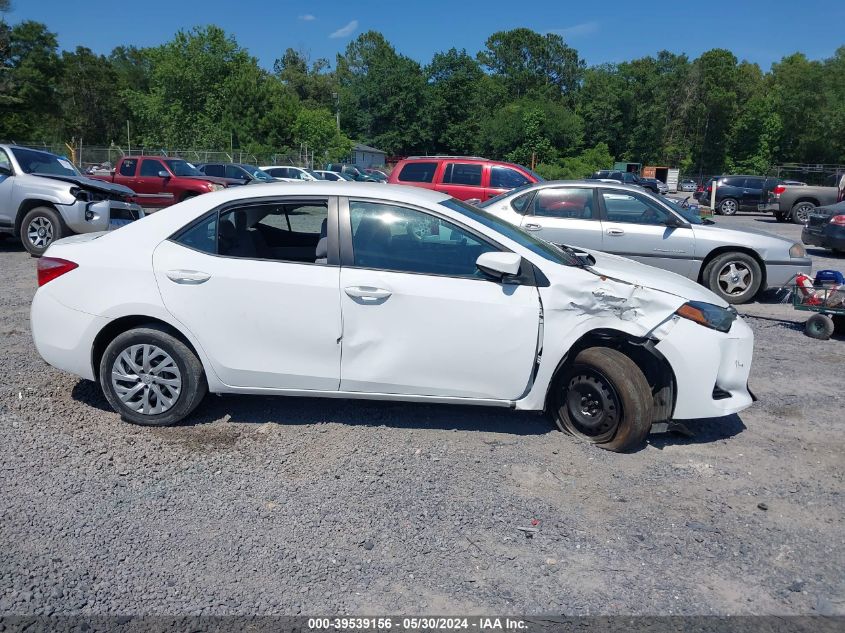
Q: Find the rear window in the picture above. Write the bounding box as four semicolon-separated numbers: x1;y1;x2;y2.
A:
442;163;482;187
398;161;437;183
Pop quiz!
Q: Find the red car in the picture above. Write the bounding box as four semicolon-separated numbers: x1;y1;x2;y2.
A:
387;156;542;202
90;156;235;211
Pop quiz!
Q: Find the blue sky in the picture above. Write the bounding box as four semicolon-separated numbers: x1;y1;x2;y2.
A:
8;0;844;71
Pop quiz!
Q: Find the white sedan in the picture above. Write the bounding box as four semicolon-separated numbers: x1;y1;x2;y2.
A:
31;183;754;452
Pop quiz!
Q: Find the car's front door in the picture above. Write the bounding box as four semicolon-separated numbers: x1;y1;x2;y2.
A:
519;186;604;251
598;188;696;277
338;199;540;400
152;196;342;390
134;159;175;208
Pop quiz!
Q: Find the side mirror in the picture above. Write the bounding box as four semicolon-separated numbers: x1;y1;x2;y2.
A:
476;252;522;281
157;170;170;179
665;214;686;228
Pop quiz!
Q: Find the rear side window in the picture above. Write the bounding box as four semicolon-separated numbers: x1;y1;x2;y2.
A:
175;214;218;254
442;163;482;187
490;166;530;189
745;177;764;188
203;164;224;177
723;177;746;187
397;161;437;183
119;159;137;177
534;188;595;219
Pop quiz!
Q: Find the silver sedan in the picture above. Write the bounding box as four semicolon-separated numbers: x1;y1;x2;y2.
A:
480;181;811;304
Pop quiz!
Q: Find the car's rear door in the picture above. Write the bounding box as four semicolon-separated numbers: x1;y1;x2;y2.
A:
337;197;540;400
434;162;484;201
598;188;696;277
742;177;764;209
153;196;342;390
519;186;604;251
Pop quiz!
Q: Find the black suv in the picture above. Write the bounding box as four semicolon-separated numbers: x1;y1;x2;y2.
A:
588;170;659;194
695;175;779;215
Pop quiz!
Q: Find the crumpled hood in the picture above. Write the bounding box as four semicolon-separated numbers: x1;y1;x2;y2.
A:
578;248;729;307
33;173;135;198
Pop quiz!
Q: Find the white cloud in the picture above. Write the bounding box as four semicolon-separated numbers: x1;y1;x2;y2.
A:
550;21;599;39
329;20;359;39
298;14;316;21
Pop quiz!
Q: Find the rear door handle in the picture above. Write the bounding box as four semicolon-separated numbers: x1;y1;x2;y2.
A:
166;269;211;284
524;223;542;231
606;228;625;236
344;286;392;301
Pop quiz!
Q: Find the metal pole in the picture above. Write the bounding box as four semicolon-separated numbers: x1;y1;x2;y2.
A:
127;121;131;155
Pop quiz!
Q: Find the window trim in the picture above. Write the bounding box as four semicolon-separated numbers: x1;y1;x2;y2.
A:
168;195;340;266
338;196;531;283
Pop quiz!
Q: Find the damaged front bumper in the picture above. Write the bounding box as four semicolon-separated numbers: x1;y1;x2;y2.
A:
57;199;144;234
652;314;754;420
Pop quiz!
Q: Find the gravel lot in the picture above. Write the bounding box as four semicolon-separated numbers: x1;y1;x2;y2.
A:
1;213;843;617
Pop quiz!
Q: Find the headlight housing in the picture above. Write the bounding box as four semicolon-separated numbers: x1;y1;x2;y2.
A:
211;183;225;191
69;186;92;202
676;301;737;333
789;243;806;258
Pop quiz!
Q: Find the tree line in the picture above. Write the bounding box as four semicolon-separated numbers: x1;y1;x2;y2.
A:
2;14;844;179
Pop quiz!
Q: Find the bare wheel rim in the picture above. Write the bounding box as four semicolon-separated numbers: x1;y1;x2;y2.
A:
717;261;752;296
27;217;54;249
560;368;621;443
720;199;737;215
111;344;182;415
794;204;813;223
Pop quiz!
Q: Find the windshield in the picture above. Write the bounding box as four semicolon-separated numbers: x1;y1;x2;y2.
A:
243;165;274;181
164;159;202;176
441;198;578;266
12;147;80;177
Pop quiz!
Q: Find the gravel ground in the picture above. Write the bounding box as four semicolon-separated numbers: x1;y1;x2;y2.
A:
0;214;843;617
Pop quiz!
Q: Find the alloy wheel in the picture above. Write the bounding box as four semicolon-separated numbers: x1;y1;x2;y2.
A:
111;344;183;415
27;217;54;249
717;261;751;296
720;199;737;215
794;203;814;224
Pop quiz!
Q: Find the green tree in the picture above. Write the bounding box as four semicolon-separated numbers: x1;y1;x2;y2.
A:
274;48;336;109
292;107;352;163
424;48;485;155
59;47;126;144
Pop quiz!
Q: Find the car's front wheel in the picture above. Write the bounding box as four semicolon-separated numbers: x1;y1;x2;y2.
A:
21;206;65;256
552;347;653;453
99;326;207;426
703;252;762;304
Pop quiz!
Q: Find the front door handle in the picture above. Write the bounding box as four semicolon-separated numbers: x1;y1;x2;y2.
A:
524;223;542;231
344;286;392;301
606;228;625;236
166;269;211;284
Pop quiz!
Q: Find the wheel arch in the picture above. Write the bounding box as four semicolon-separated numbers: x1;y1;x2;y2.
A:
791;197;821;209
698;246;767;289
15;199;60;237
545;328;677;423
91;315;204;381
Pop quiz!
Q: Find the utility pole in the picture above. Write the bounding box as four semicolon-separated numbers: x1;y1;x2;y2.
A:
126;121;131;156
333;91;340;131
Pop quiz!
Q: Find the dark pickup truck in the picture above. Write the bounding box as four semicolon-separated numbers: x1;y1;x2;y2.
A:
90;156;233;211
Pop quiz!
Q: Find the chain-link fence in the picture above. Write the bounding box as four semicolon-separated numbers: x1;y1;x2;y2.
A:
13;142;314;172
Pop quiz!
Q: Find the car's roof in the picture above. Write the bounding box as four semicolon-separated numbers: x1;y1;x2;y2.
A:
397;156;527;169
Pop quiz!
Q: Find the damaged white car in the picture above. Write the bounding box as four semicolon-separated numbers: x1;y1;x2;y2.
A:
31;183;754;452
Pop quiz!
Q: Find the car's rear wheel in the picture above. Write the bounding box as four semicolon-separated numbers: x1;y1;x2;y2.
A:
718;198;739;216
774;212;789;223
703;252;762;304
21;206;65;256
791;201;815;224
99;326;207;426
552;347;653;453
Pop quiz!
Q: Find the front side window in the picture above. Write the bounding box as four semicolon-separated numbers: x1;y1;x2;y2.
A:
173;200;329;264
601;190;674;226
533;188;595;220
397;162;437;183
0;149;10;173
442;163;482;187
225;165;246;179
203;164;224;177
140;159;165;177
349;201;497;277
119;159;137;177
491;166;530;189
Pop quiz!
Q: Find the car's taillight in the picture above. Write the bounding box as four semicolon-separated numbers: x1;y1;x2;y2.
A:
772;185;786;195
830;215;845;226
37;257;78;287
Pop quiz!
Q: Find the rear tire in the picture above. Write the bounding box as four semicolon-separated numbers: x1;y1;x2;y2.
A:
99;326;207;426
718;198;739;216
791;201;815;224
551;347;653;453
774;212;789;223
804;314;834;340
21;206;65;256
703;251;763;304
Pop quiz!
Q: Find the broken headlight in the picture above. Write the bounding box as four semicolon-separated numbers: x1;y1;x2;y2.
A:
676;301;736;333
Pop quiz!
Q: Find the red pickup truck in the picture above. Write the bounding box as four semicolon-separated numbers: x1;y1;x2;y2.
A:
91;156;233;210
